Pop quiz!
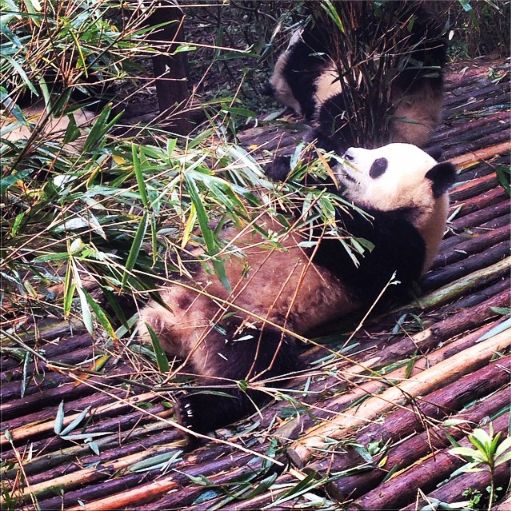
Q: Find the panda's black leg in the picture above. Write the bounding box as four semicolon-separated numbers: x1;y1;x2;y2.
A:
177;325;299;434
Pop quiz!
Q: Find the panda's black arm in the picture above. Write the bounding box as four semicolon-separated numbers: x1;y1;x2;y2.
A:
177;325;298;435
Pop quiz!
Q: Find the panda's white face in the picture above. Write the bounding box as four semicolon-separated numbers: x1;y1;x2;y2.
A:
335;142;455;271
336;143;440;212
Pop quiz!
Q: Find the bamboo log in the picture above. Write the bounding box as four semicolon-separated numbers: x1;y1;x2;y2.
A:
307;353;511;476
1;372;70;402
431;224;508;269
185;474;297;511
423;242;510;291
0;391;160;446
440;277;509;312
327;383;511;500
2;383;129;431
448;140;511;168
1;437;179;504
451;199;510;231
2;419;172;478
1;400;172;464
492;495;511;511
449;172;497;201
445;125;511;159
440;213;509;253
287;329;511;467
1;333;92;373
1;375;100;421
417;256;510;309
277;314;508;441
433;111;509;143
63;453;259;511
444;80;509;106
27;413;181;486
452;187;507;218
35;442;233;510
349;412;510;510
0;346;94;384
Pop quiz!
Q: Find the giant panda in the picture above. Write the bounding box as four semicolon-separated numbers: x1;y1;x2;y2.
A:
137;143;456;435
266;2;448;154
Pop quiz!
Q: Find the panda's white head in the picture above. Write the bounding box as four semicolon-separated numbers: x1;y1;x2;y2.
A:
337;143;455;212
336;143;456;271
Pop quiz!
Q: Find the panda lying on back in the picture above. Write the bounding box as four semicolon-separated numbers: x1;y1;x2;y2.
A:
138;143;455;435
266;2;448;155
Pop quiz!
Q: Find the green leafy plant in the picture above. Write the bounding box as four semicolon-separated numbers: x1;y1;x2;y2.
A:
450;426;511;509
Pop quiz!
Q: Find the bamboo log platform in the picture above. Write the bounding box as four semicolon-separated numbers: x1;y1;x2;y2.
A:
2;57;510;511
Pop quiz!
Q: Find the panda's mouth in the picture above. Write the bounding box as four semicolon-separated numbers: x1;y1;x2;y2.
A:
337;164;358;184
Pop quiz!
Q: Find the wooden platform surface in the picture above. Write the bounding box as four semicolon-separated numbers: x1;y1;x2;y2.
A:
1;57;510;511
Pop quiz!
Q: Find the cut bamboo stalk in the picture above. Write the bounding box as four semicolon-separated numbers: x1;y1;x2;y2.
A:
287;329;511;467
3;384;128;431
431;224;508;269
1;333;92;373
349;412;510;510
417;256;510;309
0;346;94;385
0;391;159;446
451;199;510;231
440;213;509;253
277;313;509;441
307;353;511;477
492;495;511;511
1;372;71;402
423;241;509;291
452;186;506;218
1;419;171;478
1;436;178;503
450;172;497;201
64;453;257;511
448;140;511;169
327;383;511;500
34;443;233;511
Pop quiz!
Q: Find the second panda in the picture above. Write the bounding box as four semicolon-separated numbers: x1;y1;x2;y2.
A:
266;2;448;154
138;143;456;435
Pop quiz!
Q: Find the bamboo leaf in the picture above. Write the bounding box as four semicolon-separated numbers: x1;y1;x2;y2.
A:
63;263;75;318
132;144;149;208
20;352;31;398
122;212;148;288
72;261;94;335
146;323;169;373
84;290;117;341
54;401;65;435
185;174;230;290
60;406;91;436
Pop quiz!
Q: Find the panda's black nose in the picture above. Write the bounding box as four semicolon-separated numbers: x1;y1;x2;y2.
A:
344;151;354;161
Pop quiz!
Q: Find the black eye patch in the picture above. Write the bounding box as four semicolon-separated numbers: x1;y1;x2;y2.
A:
369;158;388;178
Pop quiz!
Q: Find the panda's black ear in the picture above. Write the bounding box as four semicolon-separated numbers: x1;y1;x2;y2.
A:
425;162;457;198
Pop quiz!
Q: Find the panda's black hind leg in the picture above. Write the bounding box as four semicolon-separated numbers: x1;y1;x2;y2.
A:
177;325;299;435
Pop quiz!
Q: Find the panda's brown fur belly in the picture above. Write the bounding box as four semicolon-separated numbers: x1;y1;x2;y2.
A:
138;218;357;378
